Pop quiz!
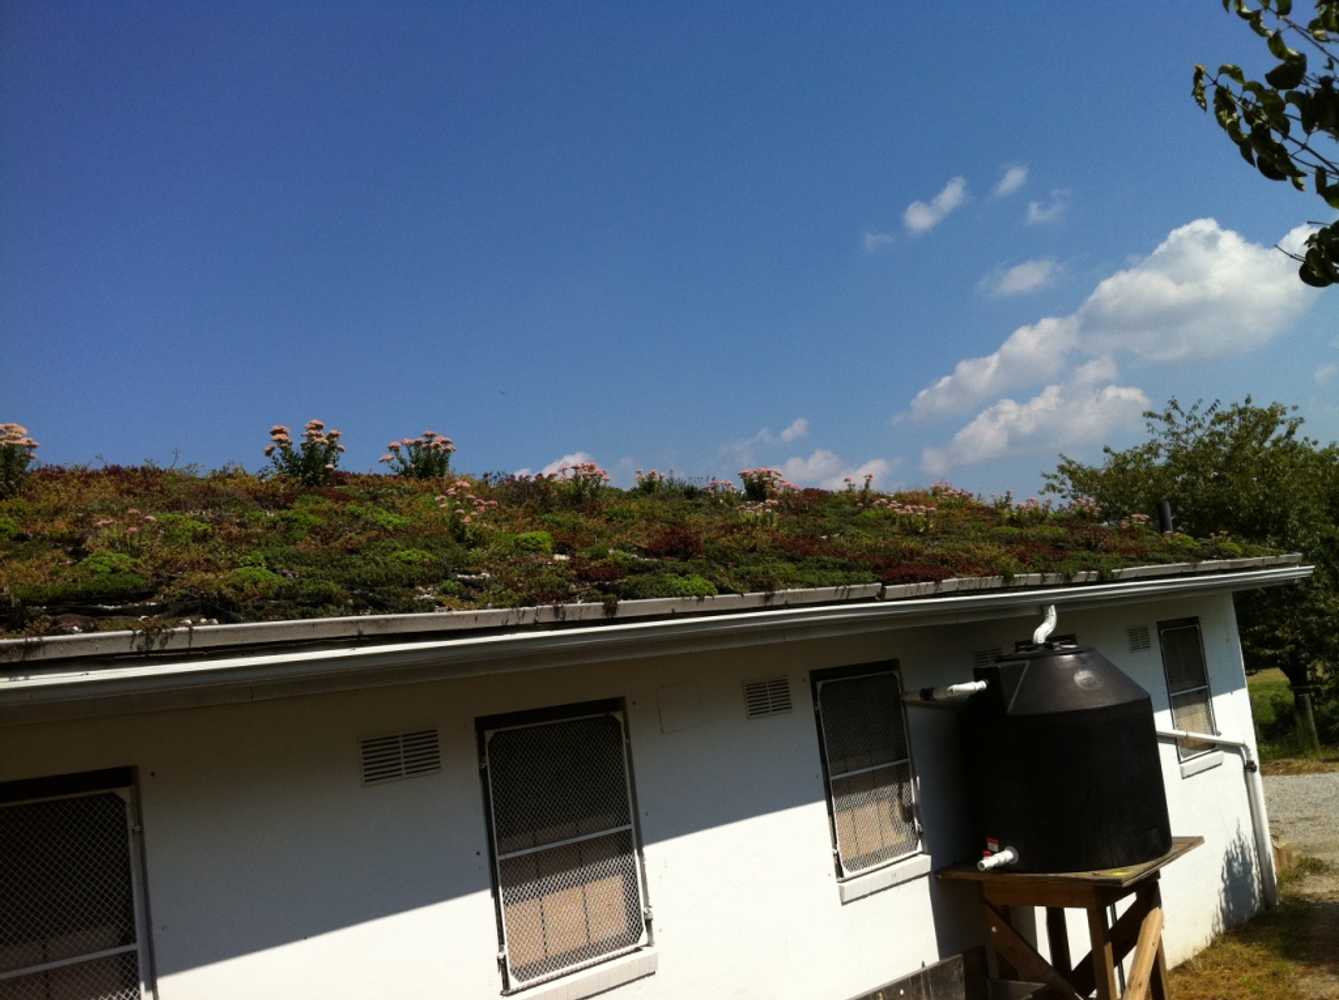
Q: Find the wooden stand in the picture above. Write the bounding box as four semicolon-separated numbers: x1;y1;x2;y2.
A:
937;836;1203;1000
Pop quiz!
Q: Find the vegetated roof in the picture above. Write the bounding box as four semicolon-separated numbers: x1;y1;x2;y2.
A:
0;466;1278;639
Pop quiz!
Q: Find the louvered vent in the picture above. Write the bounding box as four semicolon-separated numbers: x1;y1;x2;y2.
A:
972;648;1000;669
744;677;793;718
360;729;442;785
1128;625;1152;653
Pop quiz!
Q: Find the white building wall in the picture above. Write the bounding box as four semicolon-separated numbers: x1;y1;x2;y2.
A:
0;592;1264;999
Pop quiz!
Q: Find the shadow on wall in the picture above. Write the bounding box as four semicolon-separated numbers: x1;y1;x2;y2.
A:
1214;830;1262;934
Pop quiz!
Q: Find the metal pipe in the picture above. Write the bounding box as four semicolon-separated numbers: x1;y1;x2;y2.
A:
1032;603;1058;645
977;847;1018;872
1156;728;1278;907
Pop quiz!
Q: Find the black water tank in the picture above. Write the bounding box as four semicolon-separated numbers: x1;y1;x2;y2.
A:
965;641;1172;873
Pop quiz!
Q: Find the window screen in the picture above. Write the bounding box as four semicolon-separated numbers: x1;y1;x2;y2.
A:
814;668;920;877
1158;619;1217;760
482;710;648;990
0;788;148;1000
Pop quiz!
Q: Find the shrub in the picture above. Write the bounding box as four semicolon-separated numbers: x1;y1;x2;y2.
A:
621;573;717;599
379;430;455;478
514;531;554;554
738;468;790;502
263;420;344;486
555;462;609;505
0;423;39;498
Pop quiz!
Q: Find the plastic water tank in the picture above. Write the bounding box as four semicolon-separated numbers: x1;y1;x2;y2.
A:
965;640;1172;873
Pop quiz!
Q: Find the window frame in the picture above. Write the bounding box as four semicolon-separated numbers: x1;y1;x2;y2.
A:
1157;617;1219;762
809;661;923;881
0;767;156;999
476;699;652;994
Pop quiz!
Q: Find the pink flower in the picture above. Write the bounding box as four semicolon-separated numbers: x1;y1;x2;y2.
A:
264;444;276;456
379;453;394;463
270;424;289;435
387;441;401;451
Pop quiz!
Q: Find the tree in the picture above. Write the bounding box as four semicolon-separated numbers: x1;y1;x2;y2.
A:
1193;0;1339;287
1044;399;1339;751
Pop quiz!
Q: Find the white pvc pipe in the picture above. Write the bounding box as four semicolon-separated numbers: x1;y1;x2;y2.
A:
1032;603;1058;645
915;680;988;702
977;847;1019;872
1157;728;1278;907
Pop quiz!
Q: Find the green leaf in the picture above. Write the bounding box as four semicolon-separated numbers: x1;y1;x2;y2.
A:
1239;138;1258;166
1319;168;1339;209
1276;0;1293;14
1193;66;1208;110
1219;63;1247;85
1267;31;1302;61
1266;59;1307;89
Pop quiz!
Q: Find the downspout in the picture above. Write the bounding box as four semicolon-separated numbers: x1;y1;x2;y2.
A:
1156;728;1278;908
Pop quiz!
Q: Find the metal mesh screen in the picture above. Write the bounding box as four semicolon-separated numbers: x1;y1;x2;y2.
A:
486;714;646;987
818;672;920;875
1170;689;1216;759
0;951;140;1000
830;762;918;873
0;792;142;999
1161;624;1209;693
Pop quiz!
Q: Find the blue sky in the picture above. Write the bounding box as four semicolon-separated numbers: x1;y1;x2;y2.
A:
3;2;1335;496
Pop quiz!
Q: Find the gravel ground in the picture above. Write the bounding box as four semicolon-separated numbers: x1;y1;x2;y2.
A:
1265;772;1339;864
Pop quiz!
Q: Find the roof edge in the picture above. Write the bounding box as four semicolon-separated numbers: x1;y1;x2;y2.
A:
0;554;1304;667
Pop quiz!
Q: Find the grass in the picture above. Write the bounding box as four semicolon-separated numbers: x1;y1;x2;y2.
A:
1168;857;1337;1000
1249;669;1339;773
0;466;1278;638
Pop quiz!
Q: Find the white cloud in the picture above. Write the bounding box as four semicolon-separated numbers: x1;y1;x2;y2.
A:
1026;188;1070;225
910;315;1079;420
910;219;1319;420
904;176;968;234
540;451;599;476
863;231;895;253
1317;363;1338;386
780;450;897;490
993;164;1028;197
722;419;810;465
981;258;1059;297
922;380;1149;475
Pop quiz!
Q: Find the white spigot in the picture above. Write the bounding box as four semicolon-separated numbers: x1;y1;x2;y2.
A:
977;847;1019;872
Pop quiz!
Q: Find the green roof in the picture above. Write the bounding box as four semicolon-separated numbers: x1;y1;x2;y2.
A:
0;467;1276;638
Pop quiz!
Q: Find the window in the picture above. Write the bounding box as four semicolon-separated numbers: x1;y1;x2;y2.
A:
479;703;650;992
0;768;152;1000
812;664;920;878
1158;618;1218;760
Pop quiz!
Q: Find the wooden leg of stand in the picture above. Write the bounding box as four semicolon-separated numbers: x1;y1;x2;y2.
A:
1123;903;1165;1000
1086;904;1119;1000
1046;907;1072;979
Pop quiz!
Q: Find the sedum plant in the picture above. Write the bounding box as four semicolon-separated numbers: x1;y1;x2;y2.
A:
380;430;455;478
0;423;39;498
263;419;344;485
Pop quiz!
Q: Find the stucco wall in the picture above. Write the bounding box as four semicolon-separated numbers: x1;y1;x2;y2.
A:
0;592;1264;999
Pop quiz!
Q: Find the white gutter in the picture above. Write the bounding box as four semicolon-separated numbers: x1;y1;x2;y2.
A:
1156;728;1278;908
0;564;1312;727
0;554;1306;666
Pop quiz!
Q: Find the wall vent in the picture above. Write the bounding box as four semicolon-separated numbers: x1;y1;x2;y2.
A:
1128;625;1152;653
972;648;1001;669
744;677;793;718
360;729;442;785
